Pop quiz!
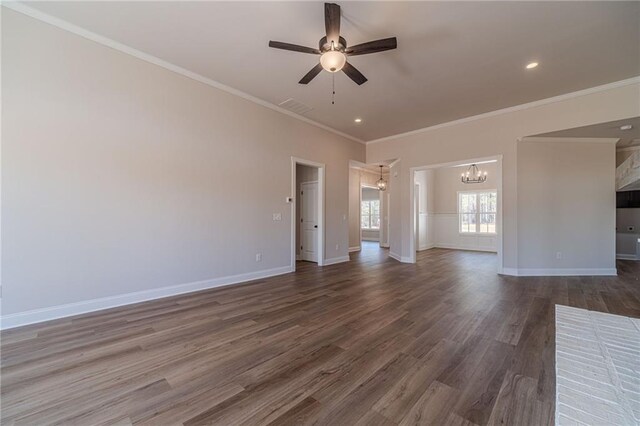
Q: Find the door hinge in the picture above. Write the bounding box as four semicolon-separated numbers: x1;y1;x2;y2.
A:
301;245;303;250
301;218;303;222
301;191;303;195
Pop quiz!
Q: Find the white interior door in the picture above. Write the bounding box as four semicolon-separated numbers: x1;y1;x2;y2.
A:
301;182;318;262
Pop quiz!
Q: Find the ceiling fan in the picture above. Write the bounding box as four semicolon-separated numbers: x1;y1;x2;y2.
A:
268;3;397;86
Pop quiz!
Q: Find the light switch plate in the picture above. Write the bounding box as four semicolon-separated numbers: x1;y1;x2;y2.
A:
273;213;282;221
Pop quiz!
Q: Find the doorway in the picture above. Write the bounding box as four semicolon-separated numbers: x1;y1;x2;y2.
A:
409;155;504;273
360;185;382;247
349;162;391;254
292;157;325;269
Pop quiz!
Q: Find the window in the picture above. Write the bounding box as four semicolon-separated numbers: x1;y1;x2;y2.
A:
458;191;497;234
361;200;380;230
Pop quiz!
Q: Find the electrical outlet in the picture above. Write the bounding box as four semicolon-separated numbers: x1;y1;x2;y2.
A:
336;244;340;251
272;213;282;221
556;252;562;260
255;253;262;262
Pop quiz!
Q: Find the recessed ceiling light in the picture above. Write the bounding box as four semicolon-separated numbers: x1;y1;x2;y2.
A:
526;62;539;69
621;124;633;131
354;118;362;123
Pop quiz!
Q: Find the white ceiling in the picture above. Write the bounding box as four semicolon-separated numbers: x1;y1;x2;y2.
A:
22;1;640;142
534;117;640;147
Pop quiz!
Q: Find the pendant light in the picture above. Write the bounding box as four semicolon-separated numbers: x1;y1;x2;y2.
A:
377;165;387;191
461;164;487;184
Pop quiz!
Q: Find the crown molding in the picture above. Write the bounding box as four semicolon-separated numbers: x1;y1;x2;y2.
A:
520;137;620;144
367;76;640;145
7;2;638;148
3;2;365;145
617;145;640;153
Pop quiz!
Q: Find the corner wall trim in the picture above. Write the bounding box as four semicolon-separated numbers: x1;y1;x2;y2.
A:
389;252;413;263
0;265;293;330
3;2;364;145
501;268;617;277
500;268;520;276
323;256;350;266
616;254;638;260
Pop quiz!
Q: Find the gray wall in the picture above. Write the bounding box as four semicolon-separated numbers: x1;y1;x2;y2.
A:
517;138;616;271
2;10;364;319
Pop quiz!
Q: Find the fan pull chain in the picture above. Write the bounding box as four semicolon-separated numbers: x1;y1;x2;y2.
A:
332;74;335;105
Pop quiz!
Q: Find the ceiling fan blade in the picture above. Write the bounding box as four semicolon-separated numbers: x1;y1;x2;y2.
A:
324;3;341;45
299;63;323;84
345;37;397;56
342;62;367;85
269;41;320;55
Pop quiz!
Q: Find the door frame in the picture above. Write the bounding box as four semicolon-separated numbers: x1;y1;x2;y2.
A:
291;157;325;270
408;155;504;274
414;182;420;251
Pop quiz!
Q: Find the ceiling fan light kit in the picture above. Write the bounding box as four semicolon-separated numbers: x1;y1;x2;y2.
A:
268;3;397;88
320;48;346;72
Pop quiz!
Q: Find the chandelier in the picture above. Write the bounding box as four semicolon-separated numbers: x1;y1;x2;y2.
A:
461;164;487;184
377;165;387;191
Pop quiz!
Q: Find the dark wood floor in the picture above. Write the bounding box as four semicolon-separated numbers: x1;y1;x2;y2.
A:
2;243;640;425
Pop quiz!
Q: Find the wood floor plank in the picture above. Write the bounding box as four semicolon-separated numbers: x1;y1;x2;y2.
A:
2;244;640;425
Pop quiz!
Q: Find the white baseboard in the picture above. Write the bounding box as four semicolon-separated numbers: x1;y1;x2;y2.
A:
389;252;413;263
362;237;380;242
323;256;350;266
0;265;293;330
502;268;617;277
616;254;638;260
380;243;390;248
348;246;361;253
501;267;519;276
418;244;436;251
434;243;496;253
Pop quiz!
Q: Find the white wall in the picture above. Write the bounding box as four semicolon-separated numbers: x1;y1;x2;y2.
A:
2;9;365;324
368;78;640;273
414;163;498;252
517;138;616;273
414;170;435;250
433;163;498;252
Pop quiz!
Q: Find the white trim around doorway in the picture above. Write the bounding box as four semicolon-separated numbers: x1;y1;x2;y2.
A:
291;157;325;270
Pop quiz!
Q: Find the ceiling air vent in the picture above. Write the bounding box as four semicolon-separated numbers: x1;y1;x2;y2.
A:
278;98;313;116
